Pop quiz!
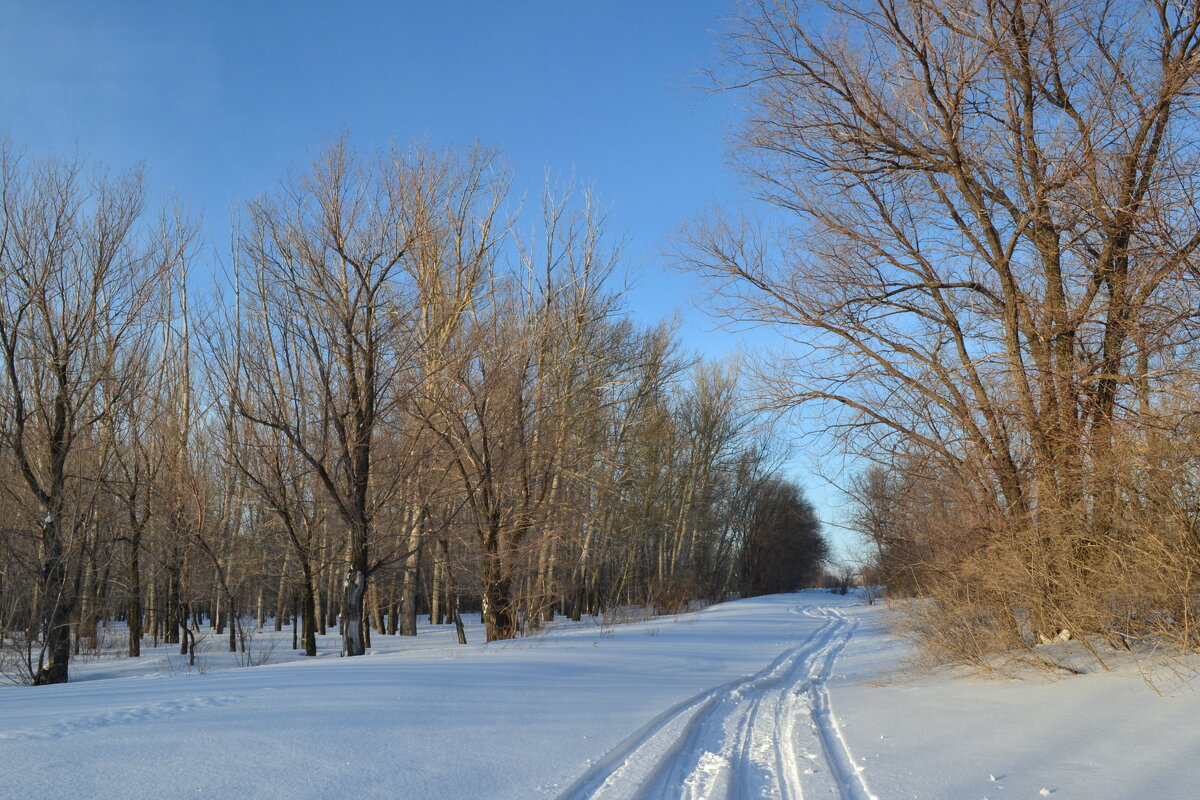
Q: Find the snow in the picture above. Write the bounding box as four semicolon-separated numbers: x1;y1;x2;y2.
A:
833;605;1200;800
2;591;1196;799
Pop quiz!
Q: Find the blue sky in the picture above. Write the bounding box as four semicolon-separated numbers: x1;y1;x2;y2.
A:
0;1;858;554
0;2;739;338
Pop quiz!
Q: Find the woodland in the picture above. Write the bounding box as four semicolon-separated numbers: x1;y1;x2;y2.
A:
7;0;1200;686
0;140;826;685
687;0;1200;672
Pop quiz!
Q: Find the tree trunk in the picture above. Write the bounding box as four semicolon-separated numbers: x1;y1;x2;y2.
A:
370;585;387;635
228;595;237;653
299;562;318;657
178;601;191;656
453;603;467;645
342;566;367;656
76;546;97;656
430;545;443;625
326;568;339;631
386;594;398;636
481;554;516;642
398;509;423;636
33;521;74;685
165;566;181;644
127;535;143;657
147;581;158;648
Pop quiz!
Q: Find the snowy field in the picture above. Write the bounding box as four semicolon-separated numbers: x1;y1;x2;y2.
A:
2;591;1196;799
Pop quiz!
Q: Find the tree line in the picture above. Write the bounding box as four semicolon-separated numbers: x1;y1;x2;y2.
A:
691;0;1200;670
0;139;828;685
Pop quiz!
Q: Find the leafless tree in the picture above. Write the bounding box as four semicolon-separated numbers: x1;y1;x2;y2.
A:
0;134;838;681
226;139;514;655
230;140;409;655
0;145;187;683
686;0;1200;662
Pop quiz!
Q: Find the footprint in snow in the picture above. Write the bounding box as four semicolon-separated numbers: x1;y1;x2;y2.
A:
0;695;240;741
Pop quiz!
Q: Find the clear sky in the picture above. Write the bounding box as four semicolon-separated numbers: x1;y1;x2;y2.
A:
0;0;858;556
0;1;738;337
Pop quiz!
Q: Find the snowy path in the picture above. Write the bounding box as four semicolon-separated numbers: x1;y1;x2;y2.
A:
8;592;1197;799
560;603;877;800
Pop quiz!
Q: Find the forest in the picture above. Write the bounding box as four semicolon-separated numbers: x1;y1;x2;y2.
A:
0;139;827;685
9;0;1200;688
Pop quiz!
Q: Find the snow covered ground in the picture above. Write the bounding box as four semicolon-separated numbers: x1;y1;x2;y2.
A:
2;591;1196;799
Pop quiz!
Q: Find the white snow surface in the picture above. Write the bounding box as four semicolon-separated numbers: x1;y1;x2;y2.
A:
2;591;1196;799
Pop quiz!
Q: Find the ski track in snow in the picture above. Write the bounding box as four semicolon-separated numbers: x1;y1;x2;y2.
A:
0;695;241;741
559;603;877;800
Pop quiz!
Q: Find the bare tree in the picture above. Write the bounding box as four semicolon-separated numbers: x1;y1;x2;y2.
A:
391;143;510;637
106;328;168;658
421;186;638;640
685;0;1200;660
227;139;511;655
0;135;839;680
0;146;185;683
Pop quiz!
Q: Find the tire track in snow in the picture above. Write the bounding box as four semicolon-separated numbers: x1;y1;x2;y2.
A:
560;603;877;800
558;615;839;800
799;609;876;800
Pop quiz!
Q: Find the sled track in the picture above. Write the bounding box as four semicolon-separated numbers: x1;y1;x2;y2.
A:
560;604;877;800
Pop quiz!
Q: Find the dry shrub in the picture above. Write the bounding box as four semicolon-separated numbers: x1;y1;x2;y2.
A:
646;576;705;615
878;425;1200;679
